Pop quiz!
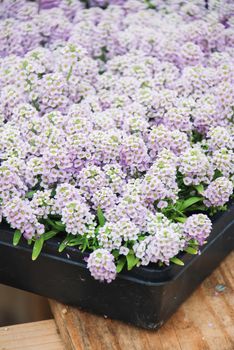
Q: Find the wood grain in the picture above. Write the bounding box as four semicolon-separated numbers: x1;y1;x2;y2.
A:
50;252;234;350
0;320;64;350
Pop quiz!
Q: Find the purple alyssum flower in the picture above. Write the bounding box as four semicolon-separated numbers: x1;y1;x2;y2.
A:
203;177;233;207
87;249;117;283
183;214;212;245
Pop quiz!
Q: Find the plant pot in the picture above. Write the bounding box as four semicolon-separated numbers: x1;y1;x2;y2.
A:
0;203;233;330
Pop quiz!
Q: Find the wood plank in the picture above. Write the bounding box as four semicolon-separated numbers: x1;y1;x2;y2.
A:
170;252;234;350
0;319;65;350
50;252;234;350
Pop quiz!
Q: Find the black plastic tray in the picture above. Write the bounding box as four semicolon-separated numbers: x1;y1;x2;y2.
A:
0;204;233;329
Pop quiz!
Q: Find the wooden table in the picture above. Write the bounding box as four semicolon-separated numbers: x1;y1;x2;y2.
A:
0;320;64;350
0;252;233;350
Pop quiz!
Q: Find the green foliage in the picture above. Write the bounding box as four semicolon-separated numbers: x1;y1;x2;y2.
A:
188;239;199;247
58;234;76;252
162;197;202;222
58;234;93;253
31;230;59;260
25;190;37;199
170;257;184;266
97;207;105;227
194;184;204;194
46;218;65;231
174;217;186;223
126;251;140;271
209;204;227;216
31;99;40;112
112;249;120;259
144;0;156;9
32;236;44;261
13;230;22;246
213;169;223;180
43;230;58;241
66;64;73;81
96;47;108;64
116;257;126;273
177;197;203;212
184;247;198;255
191;130;203;143
11;169;229;274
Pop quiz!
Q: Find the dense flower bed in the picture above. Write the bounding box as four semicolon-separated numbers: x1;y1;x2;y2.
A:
0;0;233;283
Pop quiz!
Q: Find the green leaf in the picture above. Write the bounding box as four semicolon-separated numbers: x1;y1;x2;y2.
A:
81;238;88;252
184;247;198;255
180;197;202;211
144;0;156;9
43;230;58;241
116;257;126;273
170;257;184;266
58;234;74;253
97;207;105;227
51;188;56;198
138;235;146;241
112;249;120;259
27;239;33;245
55;221;66;230
175;199;183;211
126;253;139;271
185;204;207;212
25;190;37;199
213;169;223;180
13;230;22;246
32;236;44;261
194;184;204;194
67;236;84;246
174;217;187;223
46;218;65;231
31;99;40;112
66;64;73;81
188;240;199;247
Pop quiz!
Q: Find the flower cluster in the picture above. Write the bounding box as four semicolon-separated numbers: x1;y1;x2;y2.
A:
179;147;215;186
133;215;186;266
183;214;212;245
0;0;233;283
3;198;45;240
203;177;233;207
87;249;117;283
